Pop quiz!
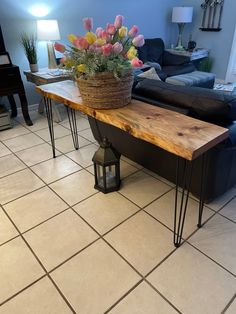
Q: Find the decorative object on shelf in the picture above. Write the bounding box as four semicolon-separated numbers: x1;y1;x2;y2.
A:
54;15;144;109
200;0;224;31
37;19;60;69
172;7;193;51
187;34;196;52
92;137;121;193
20;32;38;72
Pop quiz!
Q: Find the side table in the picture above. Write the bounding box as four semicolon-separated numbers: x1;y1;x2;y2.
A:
166;48;209;61
24;68;71;122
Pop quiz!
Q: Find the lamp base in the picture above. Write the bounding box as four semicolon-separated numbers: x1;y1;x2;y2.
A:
175;23;186;51
47;41;57;69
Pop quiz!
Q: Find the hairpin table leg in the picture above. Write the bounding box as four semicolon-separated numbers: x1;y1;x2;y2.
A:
44;97;56;158
197;153;207;228
174;157;193;247
66;106;79;150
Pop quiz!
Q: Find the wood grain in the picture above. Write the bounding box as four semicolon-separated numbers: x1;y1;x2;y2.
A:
36;80;229;161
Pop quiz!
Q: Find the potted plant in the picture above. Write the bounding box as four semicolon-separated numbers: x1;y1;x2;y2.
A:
54;15;145;109
20;32;38;72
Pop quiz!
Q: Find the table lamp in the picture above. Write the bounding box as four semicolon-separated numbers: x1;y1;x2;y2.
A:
172;7;193;51
37;19;60;69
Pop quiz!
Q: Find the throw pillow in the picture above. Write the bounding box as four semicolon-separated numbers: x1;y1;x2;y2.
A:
137;67;161;81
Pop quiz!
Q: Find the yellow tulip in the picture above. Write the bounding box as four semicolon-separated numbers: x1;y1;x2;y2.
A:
95;38;106;46
127;46;137;60
119;26;128;38
77;64;86;73
84;32;97;45
68;34;77;43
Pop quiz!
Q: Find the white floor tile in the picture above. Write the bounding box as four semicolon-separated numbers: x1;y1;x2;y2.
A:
51;240;140;314
0;154;26;178
16;143;60;166
189;214;236;275
0;277;72;314
3;133;44;152
148;243;236;314
50;170;96;206
120;171;172;208
31;155;81;184
4;186;68;232
105;212;174;275
0;169;44;205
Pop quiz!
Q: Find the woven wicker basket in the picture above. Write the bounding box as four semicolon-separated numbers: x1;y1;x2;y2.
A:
76;71;134;109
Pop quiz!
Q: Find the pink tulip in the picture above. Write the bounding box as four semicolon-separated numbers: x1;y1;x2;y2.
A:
131;57;143;67
96;27;103;38
101;31;110;42
113;42;123;54
73;37;89;50
128;25;139;38
54;42;66;53
106;23;116;35
102;43;113;56
114;15;124;29
83;17;93;31
132;35;145;47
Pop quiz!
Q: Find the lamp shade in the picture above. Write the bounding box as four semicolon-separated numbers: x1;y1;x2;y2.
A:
37;20;60;41
172;7;193;23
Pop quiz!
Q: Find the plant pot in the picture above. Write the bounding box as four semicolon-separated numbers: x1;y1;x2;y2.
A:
29;64;38;73
76;71;134;109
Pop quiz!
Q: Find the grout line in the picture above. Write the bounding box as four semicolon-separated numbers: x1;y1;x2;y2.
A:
0;274;47;307
187;241;236;278
0;205;77;313
221;293;236;314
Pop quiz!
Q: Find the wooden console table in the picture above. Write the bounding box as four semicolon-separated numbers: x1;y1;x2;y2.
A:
36;80;228;247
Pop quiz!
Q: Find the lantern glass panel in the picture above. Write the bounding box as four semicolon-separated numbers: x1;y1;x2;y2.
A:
96;164;104;187
105;165;117;189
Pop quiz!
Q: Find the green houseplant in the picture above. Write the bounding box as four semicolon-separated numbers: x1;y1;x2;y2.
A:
20;32;38;72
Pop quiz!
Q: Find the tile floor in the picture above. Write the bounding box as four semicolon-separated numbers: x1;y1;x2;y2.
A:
0;106;236;314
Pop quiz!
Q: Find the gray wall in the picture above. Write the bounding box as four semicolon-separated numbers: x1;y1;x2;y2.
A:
181;0;236;80
0;0;179;107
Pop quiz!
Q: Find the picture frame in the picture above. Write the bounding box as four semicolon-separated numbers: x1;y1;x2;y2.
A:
0;52;12;67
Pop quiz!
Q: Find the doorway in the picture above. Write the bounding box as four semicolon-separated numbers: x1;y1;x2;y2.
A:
226;24;236;83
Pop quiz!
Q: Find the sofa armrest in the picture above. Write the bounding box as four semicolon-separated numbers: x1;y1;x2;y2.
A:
162;51;191;66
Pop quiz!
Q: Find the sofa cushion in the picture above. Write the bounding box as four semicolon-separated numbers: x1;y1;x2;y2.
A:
166;71;216;89
138;38;165;64
133;79;236;121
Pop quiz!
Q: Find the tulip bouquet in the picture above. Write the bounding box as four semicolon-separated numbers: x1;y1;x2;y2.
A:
54;15;145;79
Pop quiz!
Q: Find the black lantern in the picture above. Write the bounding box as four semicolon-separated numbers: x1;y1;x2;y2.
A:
92;137;121;193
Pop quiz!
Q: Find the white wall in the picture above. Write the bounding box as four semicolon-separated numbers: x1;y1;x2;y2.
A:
181;0;236;80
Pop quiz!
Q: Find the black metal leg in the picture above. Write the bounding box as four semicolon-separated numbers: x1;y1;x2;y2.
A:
174;157;193;247
197;153;207;228
66;106;79;150
44;97;56;158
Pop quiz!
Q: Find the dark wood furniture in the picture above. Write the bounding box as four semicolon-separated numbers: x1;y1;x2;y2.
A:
0;65;33;125
0;25;32;126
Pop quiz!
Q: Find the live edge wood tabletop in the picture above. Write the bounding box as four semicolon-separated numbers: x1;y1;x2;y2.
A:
36;80;229;161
